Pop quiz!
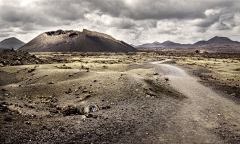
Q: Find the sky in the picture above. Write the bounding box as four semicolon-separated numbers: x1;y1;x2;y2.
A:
0;0;240;45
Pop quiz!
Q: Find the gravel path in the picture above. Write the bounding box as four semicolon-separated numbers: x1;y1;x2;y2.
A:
151;60;240;143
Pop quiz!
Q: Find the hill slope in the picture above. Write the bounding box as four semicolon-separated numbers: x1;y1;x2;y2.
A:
19;29;137;52
0;37;25;49
193;36;239;46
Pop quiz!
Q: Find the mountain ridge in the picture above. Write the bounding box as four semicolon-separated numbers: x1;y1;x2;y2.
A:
136;36;239;48
136;40;192;48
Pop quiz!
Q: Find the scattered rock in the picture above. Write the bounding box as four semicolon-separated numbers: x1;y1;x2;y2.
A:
101;105;111;110
83;103;100;114
86;68;89;72
76;105;84;115
27;104;35;109
61;104;77;116
82;90;88;93
4;117;12;122
11;60;21;65
61;103;101;116
231;93;236;97
86;94;91;98
153;73;159;75
232;86;237;90
165;78;169;81
28;68;35;73
85;113;98;118
25;121;31;125
65;88;72;94
2;89;7;91
49;82;54;84
81;115;87;119
8;105;22;114
0;103;8;112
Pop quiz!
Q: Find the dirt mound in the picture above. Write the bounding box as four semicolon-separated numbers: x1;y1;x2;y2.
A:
19;29;137;52
0;49;44;66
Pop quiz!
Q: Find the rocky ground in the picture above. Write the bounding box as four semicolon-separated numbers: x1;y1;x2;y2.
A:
0;51;239;143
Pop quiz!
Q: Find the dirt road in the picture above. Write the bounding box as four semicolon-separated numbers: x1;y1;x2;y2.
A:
151;60;240;143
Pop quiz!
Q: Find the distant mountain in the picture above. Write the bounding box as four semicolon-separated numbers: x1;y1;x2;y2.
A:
136;41;162;48
0;37;25;49
193;36;239;46
19;29;137;52
136;40;191;48
136;36;240;49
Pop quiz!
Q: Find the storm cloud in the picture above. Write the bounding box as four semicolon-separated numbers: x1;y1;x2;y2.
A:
0;0;239;44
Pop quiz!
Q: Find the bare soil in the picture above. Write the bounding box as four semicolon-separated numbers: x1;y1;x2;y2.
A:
0;52;239;143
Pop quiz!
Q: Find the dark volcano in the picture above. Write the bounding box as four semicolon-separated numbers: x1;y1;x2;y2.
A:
0;37;25;49
19;29;137;52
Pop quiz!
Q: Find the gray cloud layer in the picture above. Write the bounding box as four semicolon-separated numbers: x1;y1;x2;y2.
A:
0;0;239;44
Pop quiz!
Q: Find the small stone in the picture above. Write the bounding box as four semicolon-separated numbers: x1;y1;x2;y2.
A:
61;104;77;116
146;95;151;98
25;121;31;125
85;113;93;118
82;90;88;93
65;88;72;94
86;68;89;72
2;89;7;91
86;94;91;98
49;82;54;84
83;104;100;114
101;106;110;110
28;68;35;73
76;105;84;115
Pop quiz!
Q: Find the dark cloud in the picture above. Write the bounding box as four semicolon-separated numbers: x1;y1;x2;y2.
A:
0;0;239;44
196;15;220;28
0;34;10;38
87;0;236;20
215;22;231;30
